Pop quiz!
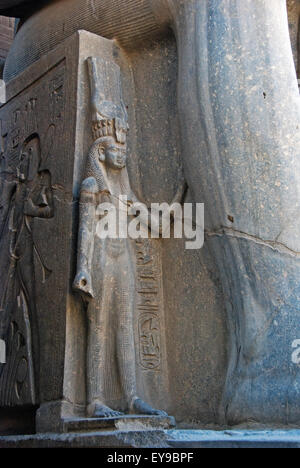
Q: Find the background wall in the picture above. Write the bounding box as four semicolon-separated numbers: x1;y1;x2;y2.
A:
0;16;14;76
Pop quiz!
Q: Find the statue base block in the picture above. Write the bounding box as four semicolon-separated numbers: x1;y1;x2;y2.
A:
0;428;171;448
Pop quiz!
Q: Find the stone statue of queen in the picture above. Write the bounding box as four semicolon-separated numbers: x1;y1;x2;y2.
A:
73;57;169;419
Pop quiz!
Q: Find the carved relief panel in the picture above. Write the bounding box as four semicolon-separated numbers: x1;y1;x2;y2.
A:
0;61;66;407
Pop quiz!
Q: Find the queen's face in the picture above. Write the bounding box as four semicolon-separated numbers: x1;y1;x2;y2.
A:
102;138;127;170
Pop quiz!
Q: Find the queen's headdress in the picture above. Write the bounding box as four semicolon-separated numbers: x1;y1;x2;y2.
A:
87;56;128;144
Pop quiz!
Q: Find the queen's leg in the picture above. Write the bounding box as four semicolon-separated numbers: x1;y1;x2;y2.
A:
86;284;123;418
116;283;137;405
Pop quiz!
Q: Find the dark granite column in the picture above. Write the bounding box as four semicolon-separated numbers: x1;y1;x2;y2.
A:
167;0;300;425
287;0;300;80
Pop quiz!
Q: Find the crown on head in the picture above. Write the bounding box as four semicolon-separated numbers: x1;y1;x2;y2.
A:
92;115;128;144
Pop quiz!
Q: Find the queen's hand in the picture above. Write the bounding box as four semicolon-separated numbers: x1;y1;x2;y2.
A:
73;270;94;299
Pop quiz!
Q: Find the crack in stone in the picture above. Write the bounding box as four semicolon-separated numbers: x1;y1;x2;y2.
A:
206;227;300;258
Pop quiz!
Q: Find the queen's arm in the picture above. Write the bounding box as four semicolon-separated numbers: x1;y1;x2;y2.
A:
73;176;98;298
129;171;187;237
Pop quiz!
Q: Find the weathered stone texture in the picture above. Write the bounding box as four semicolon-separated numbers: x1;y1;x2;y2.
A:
0;0;299;438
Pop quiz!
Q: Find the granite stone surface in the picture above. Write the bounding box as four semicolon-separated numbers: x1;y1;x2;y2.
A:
0;0;299;442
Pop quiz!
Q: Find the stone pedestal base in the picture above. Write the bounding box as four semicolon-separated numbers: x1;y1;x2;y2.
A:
167;430;300;449
0;429;170;448
61;415;175;433
0;415;176;448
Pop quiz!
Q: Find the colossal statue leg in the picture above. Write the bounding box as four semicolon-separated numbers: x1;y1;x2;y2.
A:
287;0;300;78
166;0;300;425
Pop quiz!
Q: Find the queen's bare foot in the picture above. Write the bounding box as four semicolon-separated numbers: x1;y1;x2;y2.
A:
87;401;124;418
131;397;168;417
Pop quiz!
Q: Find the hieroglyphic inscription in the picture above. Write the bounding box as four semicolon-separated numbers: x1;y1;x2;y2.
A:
49;72;65;122
136;239;162;370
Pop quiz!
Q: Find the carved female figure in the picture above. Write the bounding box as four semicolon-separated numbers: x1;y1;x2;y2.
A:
73;98;170;417
72;55;189;418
